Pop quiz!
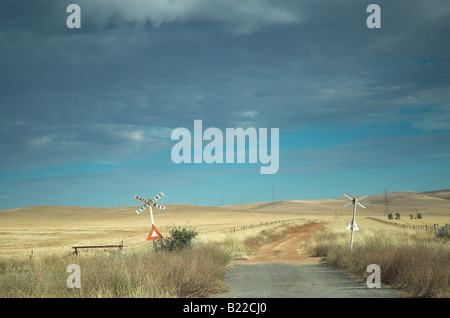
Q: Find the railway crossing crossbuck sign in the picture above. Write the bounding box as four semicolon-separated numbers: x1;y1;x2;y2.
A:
135;192;166;214
135;192;166;241
344;193;367;250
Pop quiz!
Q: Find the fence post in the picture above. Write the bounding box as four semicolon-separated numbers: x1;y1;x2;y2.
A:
434;224;439;235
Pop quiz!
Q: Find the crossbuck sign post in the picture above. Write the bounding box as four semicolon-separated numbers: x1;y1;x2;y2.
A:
135;192;166;250
344;193;367;250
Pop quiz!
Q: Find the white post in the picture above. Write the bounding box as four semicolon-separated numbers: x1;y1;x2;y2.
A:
350;200;357;250
149;205;158;252
149;206;155;225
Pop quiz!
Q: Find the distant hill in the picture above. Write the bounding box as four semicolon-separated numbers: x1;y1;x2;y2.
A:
421;189;450;200
231;189;450;216
1;189;449;225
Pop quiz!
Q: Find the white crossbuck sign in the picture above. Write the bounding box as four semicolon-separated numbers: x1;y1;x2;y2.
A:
135;192;166;214
344;193;368;209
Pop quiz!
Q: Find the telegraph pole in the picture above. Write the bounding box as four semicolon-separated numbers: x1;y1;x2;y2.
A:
272;186;275;210
384;188;389;216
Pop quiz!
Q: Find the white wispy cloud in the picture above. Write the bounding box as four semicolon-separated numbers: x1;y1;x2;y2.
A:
412;104;450;132
79;0;302;34
239;110;260;119
28;136;52;149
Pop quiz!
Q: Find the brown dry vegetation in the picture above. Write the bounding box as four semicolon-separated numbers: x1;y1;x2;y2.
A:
0;243;231;298
307;217;450;297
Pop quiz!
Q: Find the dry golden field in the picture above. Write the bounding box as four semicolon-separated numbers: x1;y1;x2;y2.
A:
1;190;449;258
0;190;449;298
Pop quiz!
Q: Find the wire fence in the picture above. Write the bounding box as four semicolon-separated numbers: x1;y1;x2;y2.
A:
367;217;445;233
219;217;322;233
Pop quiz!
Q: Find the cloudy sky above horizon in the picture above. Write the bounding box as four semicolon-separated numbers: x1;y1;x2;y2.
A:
1;0;449;209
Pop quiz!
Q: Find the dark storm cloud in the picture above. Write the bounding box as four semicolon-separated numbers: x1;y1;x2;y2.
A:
0;0;449;172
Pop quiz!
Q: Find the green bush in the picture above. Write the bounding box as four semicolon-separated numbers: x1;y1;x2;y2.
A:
159;227;198;252
436;226;450;240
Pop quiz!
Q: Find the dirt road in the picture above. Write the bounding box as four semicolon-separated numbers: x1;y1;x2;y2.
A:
217;222;399;298
243;222;325;264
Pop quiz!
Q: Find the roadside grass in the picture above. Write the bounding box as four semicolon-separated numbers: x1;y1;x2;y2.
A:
306;217;450;298
0;242;231;298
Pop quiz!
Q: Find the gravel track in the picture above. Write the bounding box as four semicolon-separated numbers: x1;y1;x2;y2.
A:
217;222;400;298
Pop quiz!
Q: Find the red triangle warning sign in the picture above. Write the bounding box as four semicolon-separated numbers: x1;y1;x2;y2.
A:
147;225;163;241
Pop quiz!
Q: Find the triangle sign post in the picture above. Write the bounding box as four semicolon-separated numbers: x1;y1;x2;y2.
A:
346;220;359;231
147;225;163;241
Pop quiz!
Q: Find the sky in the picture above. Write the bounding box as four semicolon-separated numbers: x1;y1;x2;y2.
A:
0;0;449;209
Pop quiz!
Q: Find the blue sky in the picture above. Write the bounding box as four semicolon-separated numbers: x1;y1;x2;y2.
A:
0;0;449;209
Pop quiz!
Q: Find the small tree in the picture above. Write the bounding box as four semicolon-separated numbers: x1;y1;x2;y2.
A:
159;227;198;252
395;212;401;220
388;213;393;220
416;212;422;219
